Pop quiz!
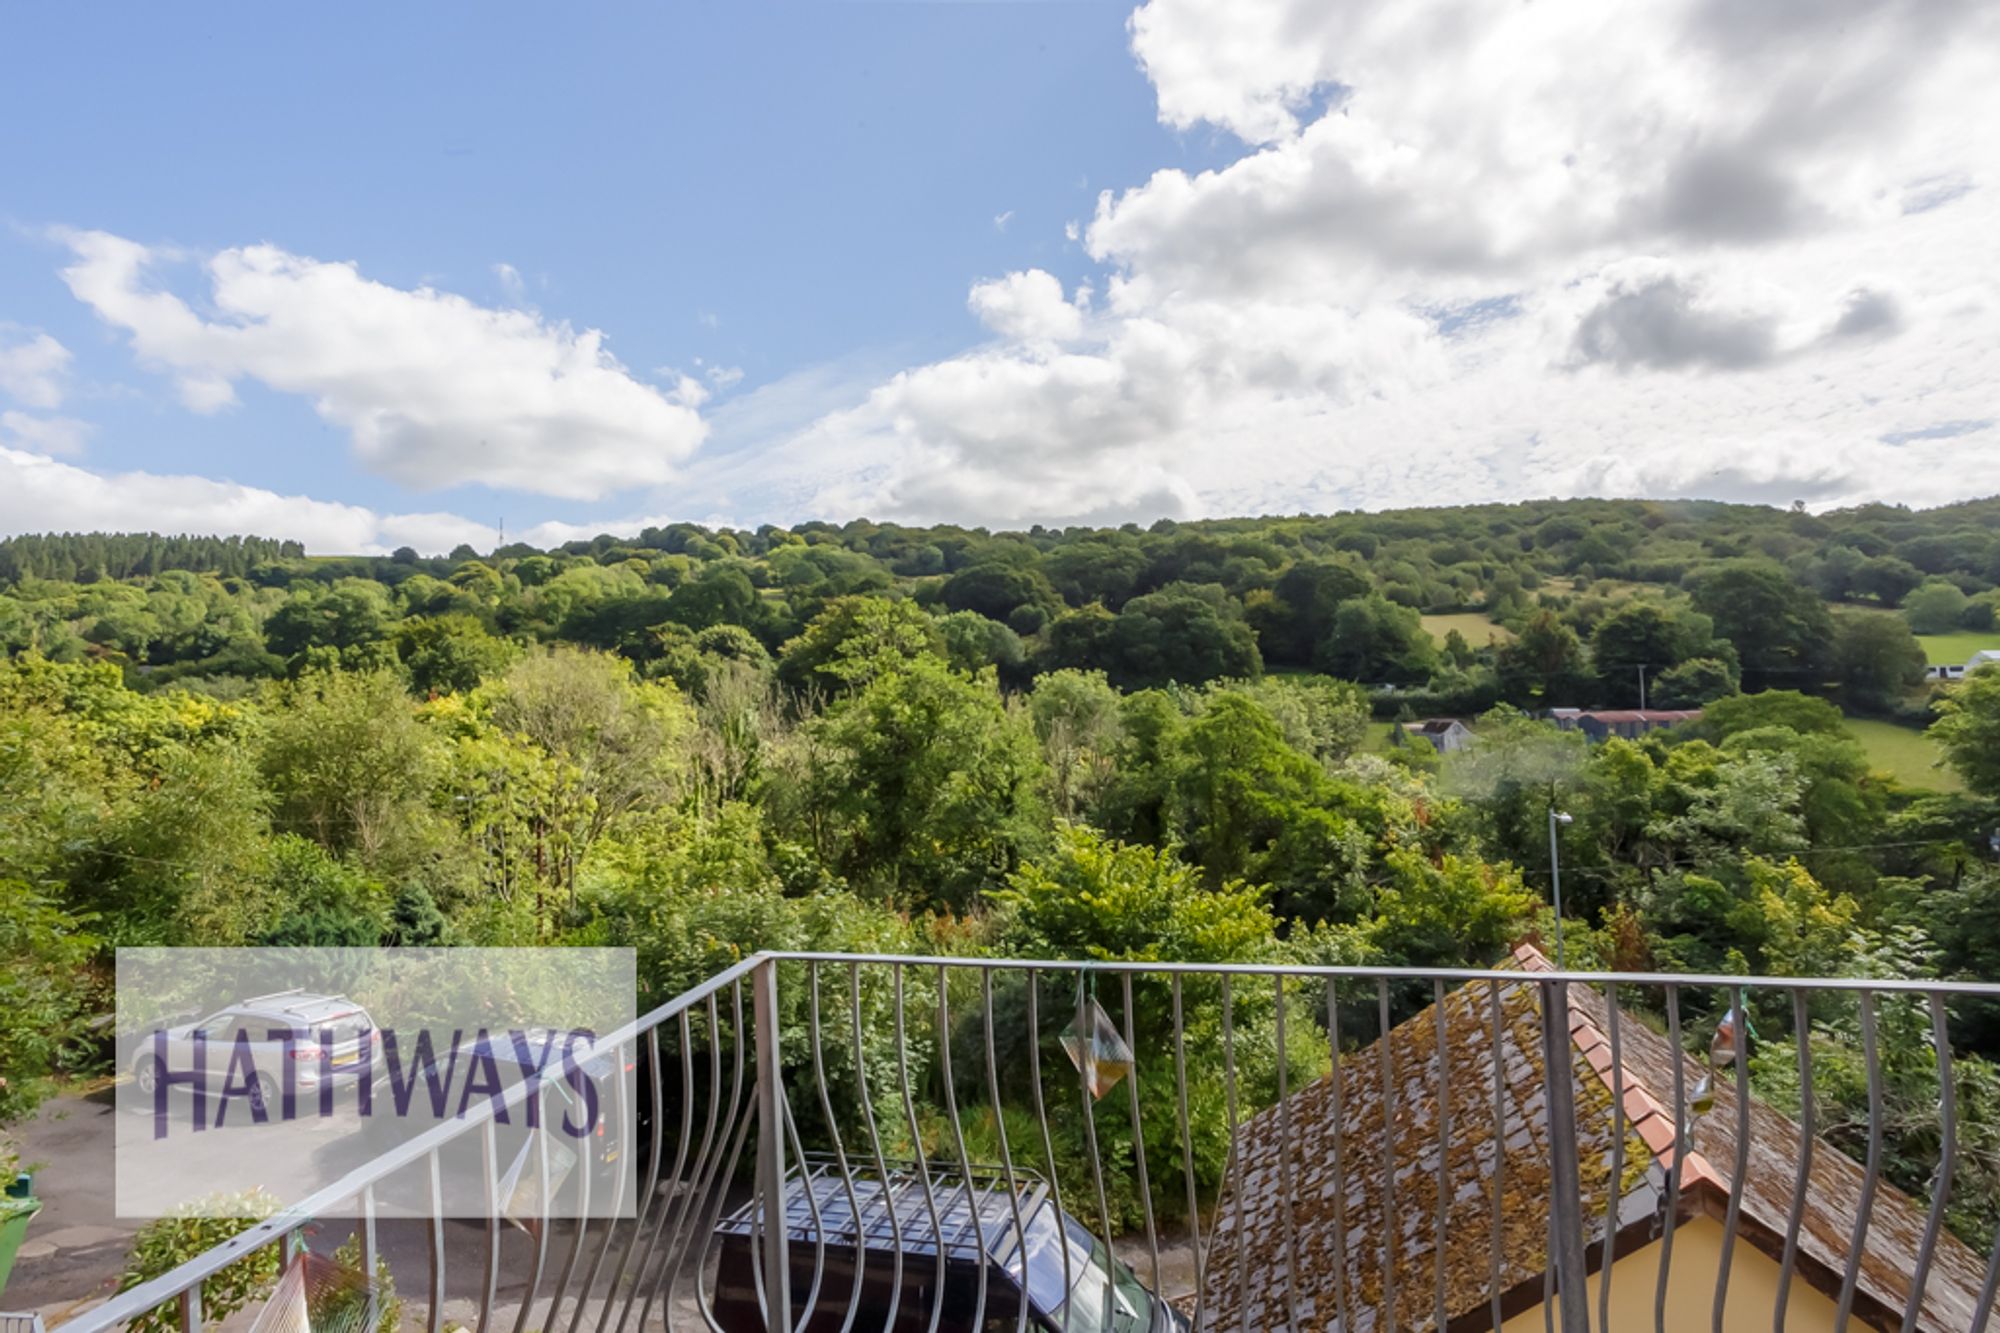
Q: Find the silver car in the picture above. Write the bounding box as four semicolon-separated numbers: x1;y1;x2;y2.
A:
130;989;377;1117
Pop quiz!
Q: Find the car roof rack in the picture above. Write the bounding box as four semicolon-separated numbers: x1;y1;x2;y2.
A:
716;1154;1053;1267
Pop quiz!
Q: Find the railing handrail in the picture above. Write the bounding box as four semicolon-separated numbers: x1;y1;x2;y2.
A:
64;953;768;1333
759;950;2000;996
62;949;2000;1333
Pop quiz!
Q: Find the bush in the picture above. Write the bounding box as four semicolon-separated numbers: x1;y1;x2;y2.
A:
118;1189;282;1333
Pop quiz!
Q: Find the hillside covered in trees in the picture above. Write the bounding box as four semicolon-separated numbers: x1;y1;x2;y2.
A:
6;494;2000;1244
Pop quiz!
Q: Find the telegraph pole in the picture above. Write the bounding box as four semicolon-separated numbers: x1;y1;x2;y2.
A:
1637;663;1648;710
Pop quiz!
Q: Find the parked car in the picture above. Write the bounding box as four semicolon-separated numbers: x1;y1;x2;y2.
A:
128;990;377;1116
710;1157;1187;1333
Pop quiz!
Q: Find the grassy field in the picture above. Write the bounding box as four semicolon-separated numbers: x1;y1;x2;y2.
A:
1420;612;1515;647
1914;630;2000;667
1844;717;1962;790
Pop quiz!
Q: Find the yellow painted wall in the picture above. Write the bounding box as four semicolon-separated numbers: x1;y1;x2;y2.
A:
1499;1217;1840;1332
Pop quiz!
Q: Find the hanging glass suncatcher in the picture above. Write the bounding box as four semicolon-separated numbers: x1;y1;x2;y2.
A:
1060;973;1135;1101
1690;1005;1755;1119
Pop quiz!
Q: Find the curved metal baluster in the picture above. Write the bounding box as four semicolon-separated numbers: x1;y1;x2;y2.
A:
510;1087;555;1333
597;1026;668;1333
983;969;1032;1333
809;962;869;1333
1075;970;1115;1333
1899;993;1957;1333
1322;978;1349;1333
852;963;905;1333
1834;993;1883;1332
1120;972;1161;1297
1774;990;1814;1333
691;1096;758;1333
1275;974;1303;1332
427;1146;447;1333
1715;987;1753;1333
1221;975;1247;1331
783;1098;828;1331
1025;971;1070;1323
1174;975;1208;1332
937;967;989;1333
1599;983;1625;1333
569;1034;637;1333
618;1025;682;1333
669;982;751;1332
894;964;948;1333
539;1039;597;1333
476;1115;501;1333
1655;985;1685;1333
651;1006;720;1332
634;1014;696;1330
1378;978;1399;1333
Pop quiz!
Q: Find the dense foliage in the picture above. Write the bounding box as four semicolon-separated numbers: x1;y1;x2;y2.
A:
4;495;2000;1243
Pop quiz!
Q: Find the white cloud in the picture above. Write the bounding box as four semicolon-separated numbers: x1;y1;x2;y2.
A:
0;445;502;555
0;411;91;456
492;262;525;298
59;230;707;501
0;330;72;409
737;0;2000;527
967;270;1084;342
993;210;1016;232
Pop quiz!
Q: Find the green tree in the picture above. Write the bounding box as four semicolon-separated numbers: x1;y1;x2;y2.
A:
1315;592;1435;684
1496;610;1593;707
394;614;517;696
1695;689;1847;741
1253;558;1371;667
1652;656;1738;708
1932;666;2000;796
1689;561;1835;692
1590;602;1718;705
1366;849;1536;969
1903;579;1971;634
260;669;440;868
777;596;942;694
1832;610;1926;713
1096;583;1261;690
1027;669;1126;822
805;658;1050;909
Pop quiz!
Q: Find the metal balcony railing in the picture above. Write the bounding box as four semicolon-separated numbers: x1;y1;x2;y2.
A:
60;951;2000;1333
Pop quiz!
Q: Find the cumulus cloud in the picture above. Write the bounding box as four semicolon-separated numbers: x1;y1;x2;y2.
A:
1828;286;1905;341
0;330;72;409
967;270;1084;342
1568;272;1779;372
742;0;2000;527
59;230;707;500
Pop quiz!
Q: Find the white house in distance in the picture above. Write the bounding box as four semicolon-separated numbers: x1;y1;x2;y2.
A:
1396;717;1475;753
1924;648;2000;682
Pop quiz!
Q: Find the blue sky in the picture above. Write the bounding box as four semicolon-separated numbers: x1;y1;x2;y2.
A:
2;1;1996;551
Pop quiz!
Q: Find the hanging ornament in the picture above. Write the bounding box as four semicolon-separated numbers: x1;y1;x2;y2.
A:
1060;974;1135;1101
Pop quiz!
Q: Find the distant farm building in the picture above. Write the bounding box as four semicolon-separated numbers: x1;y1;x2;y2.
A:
1551;708;1702;740
1397;717;1475;753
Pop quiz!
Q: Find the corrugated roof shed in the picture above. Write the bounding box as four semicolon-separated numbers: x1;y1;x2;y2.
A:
1199;946;1990;1332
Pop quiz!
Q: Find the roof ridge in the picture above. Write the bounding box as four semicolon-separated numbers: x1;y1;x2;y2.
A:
1508;943;1725;1192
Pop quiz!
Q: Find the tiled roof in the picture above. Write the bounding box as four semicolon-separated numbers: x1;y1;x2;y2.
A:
1198;946;1990;1332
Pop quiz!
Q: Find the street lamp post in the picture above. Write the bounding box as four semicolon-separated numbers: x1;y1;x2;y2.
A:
1548;807;1573;968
